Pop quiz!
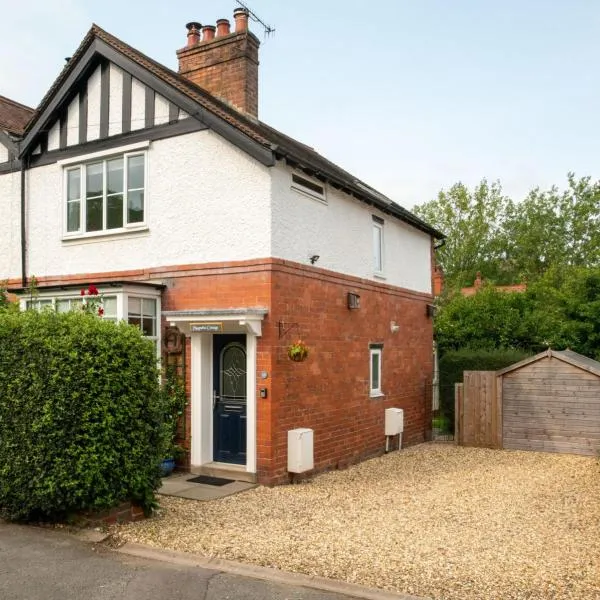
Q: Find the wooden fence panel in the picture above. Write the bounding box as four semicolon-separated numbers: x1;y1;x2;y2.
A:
455;371;501;448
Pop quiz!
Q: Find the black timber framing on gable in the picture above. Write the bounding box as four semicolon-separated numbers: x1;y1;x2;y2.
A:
0;129;18;156
79;85;88;144
27;117;208;169
145;87;155;129
99;61;110;139
19;38;275;167
0;130;21;172
122;71;132;134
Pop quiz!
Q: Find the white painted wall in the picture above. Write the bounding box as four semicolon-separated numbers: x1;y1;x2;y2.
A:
0;144;8;163
154;94;170;126
108;64;123;137
48;121;60;151
130;78;145;131
66;94;79;146
26;129;272;276
0;171;22;280
271;162;432;293
87;65;101;141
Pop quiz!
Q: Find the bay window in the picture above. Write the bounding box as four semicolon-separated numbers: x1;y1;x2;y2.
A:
19;284;161;358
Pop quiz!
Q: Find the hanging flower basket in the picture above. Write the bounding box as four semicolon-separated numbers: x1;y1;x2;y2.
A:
288;340;309;362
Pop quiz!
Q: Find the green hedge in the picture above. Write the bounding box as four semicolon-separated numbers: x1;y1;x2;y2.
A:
438;347;532;428
0;310;164;521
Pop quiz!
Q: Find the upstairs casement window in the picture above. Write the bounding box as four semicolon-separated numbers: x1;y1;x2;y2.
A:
65;152;146;235
372;215;384;275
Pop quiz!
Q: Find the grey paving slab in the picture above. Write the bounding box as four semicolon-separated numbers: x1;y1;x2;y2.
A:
158;473;256;501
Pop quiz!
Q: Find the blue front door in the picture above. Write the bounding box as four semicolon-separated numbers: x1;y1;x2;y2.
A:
213;334;247;465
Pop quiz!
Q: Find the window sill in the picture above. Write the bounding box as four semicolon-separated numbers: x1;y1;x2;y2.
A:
62;225;149;244
373;273;386;281
370;391;385;399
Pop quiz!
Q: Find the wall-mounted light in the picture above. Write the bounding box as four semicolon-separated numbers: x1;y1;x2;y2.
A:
309;254;320;264
390;321;400;334
426;304;436;318
347;292;361;310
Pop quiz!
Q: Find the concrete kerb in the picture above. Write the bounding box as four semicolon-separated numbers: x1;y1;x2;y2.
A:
113;541;431;600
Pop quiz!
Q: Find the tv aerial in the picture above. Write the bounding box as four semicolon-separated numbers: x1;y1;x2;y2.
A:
235;0;276;38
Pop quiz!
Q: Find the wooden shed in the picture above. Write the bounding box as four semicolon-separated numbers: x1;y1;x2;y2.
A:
498;349;600;456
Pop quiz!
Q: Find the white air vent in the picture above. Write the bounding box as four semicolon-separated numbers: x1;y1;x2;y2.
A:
291;173;326;203
288;428;314;473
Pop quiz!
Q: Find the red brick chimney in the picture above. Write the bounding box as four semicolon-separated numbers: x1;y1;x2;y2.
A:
176;8;260;117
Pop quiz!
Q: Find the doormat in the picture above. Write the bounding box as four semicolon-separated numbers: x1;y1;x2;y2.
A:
187;475;235;487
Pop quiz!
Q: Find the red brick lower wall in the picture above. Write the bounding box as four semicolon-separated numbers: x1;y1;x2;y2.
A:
262;262;433;484
76;501;145;527
13;258;433;485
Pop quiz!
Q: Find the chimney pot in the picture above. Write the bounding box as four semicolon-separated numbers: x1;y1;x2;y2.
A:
216;18;231;37
233;8;249;32
202;25;216;42
185;22;202;47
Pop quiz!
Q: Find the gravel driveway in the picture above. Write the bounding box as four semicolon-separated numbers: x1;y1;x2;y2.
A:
117;444;600;600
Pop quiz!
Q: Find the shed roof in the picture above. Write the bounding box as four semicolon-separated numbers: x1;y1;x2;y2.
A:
496;348;600;378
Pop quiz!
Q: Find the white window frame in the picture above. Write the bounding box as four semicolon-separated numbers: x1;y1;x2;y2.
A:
291;171;327;204
19;284;161;361
62;147;148;240
369;345;383;397
373;216;384;276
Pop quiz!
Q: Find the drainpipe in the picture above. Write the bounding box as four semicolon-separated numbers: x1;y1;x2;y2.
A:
20;156;27;288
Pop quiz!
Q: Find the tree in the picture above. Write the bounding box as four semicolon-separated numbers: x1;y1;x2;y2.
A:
503;174;600;280
416;174;600;288
435;266;600;361
413;180;511;288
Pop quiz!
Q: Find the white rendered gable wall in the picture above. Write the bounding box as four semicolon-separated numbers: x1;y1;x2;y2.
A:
270;162;432;294
0;170;23;280
6;118;431;294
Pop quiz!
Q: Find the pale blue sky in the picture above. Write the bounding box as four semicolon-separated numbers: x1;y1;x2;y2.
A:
1;0;599;208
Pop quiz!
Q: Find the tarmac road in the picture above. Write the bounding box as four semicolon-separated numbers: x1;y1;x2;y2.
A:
0;523;379;600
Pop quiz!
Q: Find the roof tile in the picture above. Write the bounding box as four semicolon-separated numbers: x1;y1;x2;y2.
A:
0;95;34;135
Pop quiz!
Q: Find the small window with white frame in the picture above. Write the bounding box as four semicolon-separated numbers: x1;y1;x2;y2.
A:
369;343;383;397
372;215;384;275
64;150;146;237
291;172;327;203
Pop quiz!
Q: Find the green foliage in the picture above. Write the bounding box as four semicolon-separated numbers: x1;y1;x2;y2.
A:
414;174;600;288
435;285;539;352
0;282;17;314
160;363;187;460
413;180;510;288
438;347;532;425
435;266;600;361
0;309;164;522
526;266;600;360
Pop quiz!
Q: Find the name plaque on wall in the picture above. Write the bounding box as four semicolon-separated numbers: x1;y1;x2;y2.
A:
190;322;223;333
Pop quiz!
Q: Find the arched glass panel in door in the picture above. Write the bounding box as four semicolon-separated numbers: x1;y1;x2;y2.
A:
221;343;247;399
